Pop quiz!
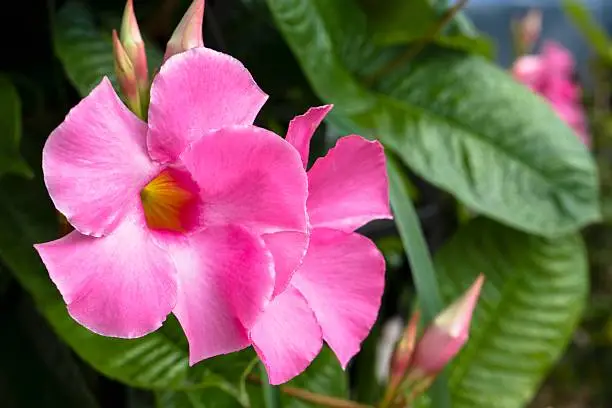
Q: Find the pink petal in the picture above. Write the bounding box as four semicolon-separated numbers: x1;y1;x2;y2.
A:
292;228;385;367
250;286;323;385
147;47;268;163
285;105;333;168
542;41;574;75
307;136;391;232
180;125;308;234
511;55;545;92
170;225;275;364
34;206;177;338
42;77;158;237
262;231;309;297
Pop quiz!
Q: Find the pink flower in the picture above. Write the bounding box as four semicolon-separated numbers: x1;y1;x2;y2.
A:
246;105;393;384
512;41;590;146
34;46;310;364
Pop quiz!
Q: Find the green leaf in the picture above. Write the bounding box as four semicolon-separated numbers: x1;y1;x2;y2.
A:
53;1;117;96
158;347;349;408
248;347;348;408
156;388;243;408
53;0;163;97
433;218;588;407
359;0;494;58
0;173;252;393
0;75;32;179
562;0;612;63
265;0;600;237
360;0;438;44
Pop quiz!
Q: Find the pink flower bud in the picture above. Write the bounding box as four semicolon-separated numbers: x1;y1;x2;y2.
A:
164;0;205;61
512;9;542;56
520;10;542;51
112;30;141;116
408;275;484;378
389;310;420;386
120;0;148;90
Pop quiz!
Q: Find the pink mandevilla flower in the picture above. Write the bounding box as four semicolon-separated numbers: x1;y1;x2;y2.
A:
249;106;393;384
33;46;312;363
512;41;590;146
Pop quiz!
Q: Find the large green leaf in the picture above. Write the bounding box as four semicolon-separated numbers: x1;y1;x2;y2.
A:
53;0;163;97
0;75;32;179
433;218;588;407
265;0;600;237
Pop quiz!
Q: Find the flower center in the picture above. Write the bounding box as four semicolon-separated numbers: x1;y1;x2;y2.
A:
140;168;199;233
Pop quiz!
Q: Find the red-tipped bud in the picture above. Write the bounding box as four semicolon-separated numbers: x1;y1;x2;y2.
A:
408;275;484;378
164;0;205;61
113;30;141;116
120;0;148;86
389;310;420;386
512;9;542;56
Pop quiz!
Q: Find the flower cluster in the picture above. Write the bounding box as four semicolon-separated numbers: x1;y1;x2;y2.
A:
34;0;391;384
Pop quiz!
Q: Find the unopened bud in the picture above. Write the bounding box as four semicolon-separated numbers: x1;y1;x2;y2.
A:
164;0;205;61
120;0;148;87
512;9;542;56
408;275;484;379
113;30;142;117
389;310;420;386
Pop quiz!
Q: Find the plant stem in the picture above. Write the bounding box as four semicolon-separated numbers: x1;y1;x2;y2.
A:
259;363;281;408
365;0;470;84
387;156;451;408
248;374;374;408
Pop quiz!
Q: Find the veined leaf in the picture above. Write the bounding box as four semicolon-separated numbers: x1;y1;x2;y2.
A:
265;0;600;237
434;218;588;407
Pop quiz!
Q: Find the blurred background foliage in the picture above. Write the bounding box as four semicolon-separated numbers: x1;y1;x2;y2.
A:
0;0;610;407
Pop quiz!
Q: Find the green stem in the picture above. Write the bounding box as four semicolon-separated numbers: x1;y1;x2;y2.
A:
387;156;450;408
387;157;443;324
259;362;281;408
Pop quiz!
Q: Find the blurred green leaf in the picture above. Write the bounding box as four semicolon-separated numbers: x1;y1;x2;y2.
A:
53;0;163;97
266;0;600;237
433;218;588;407
0;75;32;179
562;0;612;63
